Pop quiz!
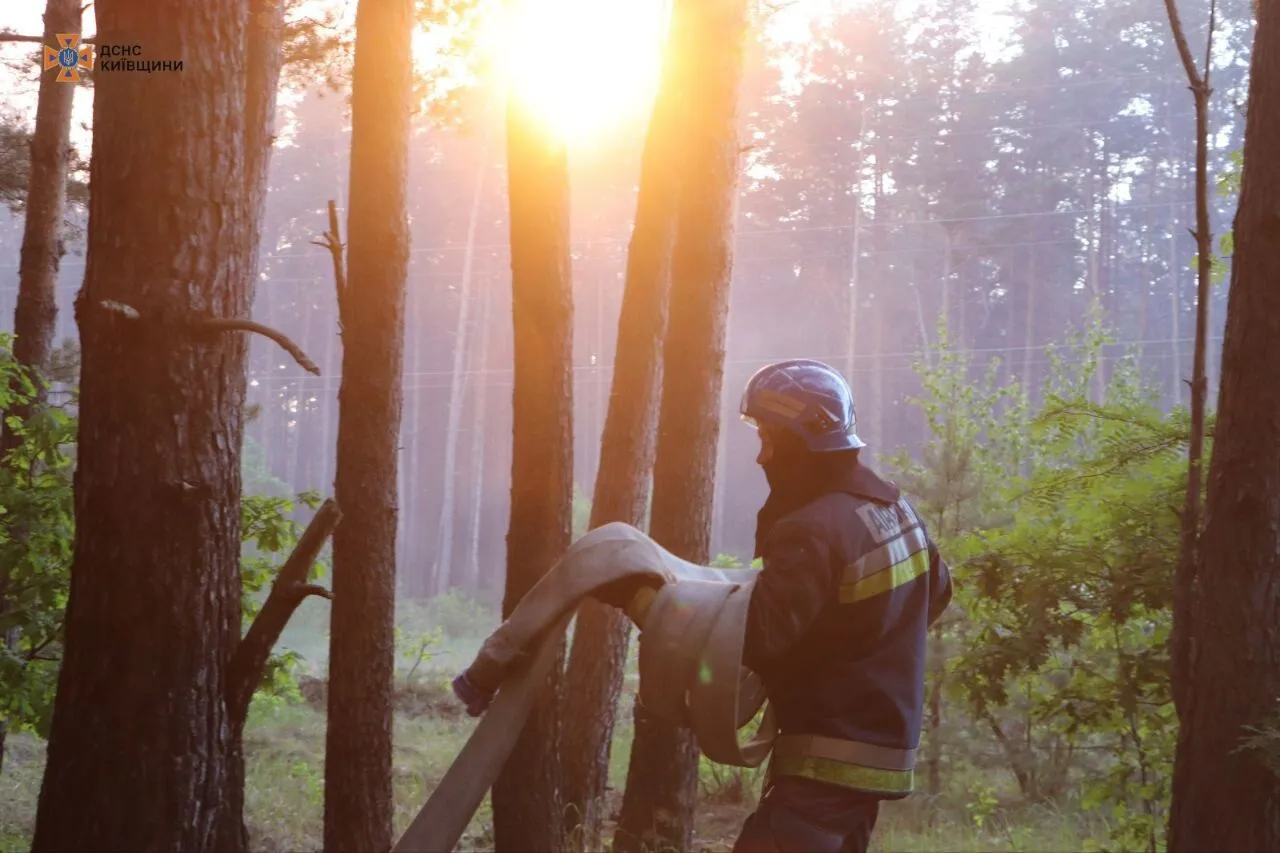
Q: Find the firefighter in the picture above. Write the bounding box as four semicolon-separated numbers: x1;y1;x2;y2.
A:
732;358;953;853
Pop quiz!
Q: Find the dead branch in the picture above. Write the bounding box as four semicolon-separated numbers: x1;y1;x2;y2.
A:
1162;0;1217;720
228;497;342;730
90;299;321;375
1163;0;1209;91
310;199;347;327
192;317;321;375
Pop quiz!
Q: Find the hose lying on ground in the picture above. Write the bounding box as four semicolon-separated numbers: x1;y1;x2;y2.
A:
393;521;776;853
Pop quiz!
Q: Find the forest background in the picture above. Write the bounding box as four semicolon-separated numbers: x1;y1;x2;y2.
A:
0;0;1267;850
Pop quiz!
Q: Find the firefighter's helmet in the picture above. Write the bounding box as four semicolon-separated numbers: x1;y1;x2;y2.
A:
739;358;866;452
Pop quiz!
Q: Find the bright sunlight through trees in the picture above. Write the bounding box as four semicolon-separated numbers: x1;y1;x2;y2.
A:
492;0;666;145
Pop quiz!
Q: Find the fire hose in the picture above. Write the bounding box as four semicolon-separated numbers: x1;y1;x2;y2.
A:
393;521;778;853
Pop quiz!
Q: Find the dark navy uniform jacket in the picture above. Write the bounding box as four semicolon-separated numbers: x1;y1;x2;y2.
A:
743;461;952;799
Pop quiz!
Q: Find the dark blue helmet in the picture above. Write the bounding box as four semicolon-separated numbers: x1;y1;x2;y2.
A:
739;358;866;452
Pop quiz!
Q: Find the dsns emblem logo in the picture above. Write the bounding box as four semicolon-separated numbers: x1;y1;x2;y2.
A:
44;34;93;83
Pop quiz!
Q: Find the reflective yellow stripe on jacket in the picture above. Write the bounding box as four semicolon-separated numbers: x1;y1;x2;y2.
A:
839;500;931;605
769;732;916;795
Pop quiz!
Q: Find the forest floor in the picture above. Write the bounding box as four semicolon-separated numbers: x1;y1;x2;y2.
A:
0;597;1108;852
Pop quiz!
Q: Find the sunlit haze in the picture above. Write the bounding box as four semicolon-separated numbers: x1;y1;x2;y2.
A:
489;0;666;146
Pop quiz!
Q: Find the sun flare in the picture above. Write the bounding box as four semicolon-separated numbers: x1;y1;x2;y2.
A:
493;0;666;145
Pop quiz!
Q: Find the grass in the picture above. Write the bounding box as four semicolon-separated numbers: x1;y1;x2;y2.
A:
0;697;1102;853
0;592;1108;851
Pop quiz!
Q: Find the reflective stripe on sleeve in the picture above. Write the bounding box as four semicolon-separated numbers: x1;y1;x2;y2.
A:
838;525;930;604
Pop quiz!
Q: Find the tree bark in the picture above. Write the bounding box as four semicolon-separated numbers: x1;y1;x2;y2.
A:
30;0;271;847
490;85;575;853
0;0;80;775
561;45;681;845
1168;1;1280;847
613;0;748;849
322;0;413;848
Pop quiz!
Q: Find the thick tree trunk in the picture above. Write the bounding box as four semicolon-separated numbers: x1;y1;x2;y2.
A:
561;49;680;845
322;0;413;849
0;0;79;775
221;1;287;846
490;91;575;853
1168;4;1280;848
613;0;748;849
30;0;265;848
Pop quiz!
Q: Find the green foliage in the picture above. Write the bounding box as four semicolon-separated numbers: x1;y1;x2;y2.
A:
241;435;293;498
1191;147;1243;286
965;782;999;829
571;481;592;541
0;332;331;737
709;553;763;570
894;314;1185;852
0;336;76;741
241;489;328;699
415;588;493;639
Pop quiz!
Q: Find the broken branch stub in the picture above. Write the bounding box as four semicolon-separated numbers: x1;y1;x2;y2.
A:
313;199;348;327
228;497;342;730
87;299;322;376
192;316;321;375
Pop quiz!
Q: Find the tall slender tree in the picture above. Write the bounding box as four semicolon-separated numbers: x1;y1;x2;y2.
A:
322;0;414;848
561;23;682;844
0;0;81;774
1168;1;1280;848
30;0;285;847
435;136;491;594
1162;0;1217;721
490;54;576;853
614;0;750;849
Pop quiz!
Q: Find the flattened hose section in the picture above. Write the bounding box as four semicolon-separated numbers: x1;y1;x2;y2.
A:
393;522;775;853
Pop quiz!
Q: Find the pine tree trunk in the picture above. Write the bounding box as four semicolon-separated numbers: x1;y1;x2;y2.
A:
0;0;79;775
560;48;681;844
613;0;748;848
31;0;277;845
322;0;413;848
491;90;576;853
867;159;886;452
436;142;490;594
1167;169;1182;406
222;1;287;845
463;273;495;593
287;299;316;487
1022;241;1038;394
1085;132;1104;403
1168;4;1280;846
